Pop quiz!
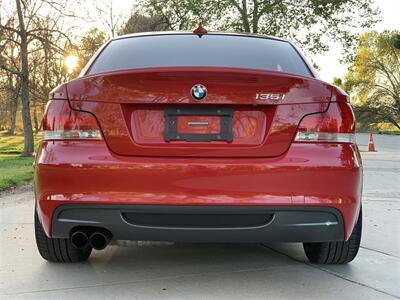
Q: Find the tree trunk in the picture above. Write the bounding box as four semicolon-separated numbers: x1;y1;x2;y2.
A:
8;75;18;135
252;0;259;33
230;0;251;32
395;96;400;116
33;104;39;133
9;95;18;135
16;0;34;155
241;0;251;32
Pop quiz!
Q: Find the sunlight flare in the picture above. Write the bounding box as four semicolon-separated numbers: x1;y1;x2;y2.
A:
64;55;79;73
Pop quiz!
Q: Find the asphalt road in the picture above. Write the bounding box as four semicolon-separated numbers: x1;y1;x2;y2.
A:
1;134;399;299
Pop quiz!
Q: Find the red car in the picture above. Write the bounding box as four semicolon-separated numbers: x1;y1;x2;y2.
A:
34;31;362;264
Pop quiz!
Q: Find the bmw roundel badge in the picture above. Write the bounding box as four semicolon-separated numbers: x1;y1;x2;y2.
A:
191;84;207;101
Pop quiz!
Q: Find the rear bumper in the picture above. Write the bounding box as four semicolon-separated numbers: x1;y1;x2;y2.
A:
52;205;344;243
34;141;362;241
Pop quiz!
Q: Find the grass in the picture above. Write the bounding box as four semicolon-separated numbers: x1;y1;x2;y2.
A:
375;122;400;135
0;154;34;191
356;122;400;135
0;132;42;191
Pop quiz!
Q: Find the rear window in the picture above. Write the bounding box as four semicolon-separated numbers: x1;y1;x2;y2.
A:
88;34;312;77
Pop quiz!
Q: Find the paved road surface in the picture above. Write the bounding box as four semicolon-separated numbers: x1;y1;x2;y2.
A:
1;134;399;299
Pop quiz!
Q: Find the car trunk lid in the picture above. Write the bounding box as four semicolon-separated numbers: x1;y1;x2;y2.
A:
67;67;332;157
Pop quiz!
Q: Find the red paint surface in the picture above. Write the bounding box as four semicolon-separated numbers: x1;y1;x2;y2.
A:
66;67;332;157
36;66;361;243
43;99;99;131
297;101;355;134
35;141;362;240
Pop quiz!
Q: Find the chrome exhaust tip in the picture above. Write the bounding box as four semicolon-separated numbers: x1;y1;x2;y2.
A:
89;230;112;250
71;231;89;249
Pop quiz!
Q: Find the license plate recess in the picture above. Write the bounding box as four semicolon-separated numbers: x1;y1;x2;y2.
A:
164;106;233;142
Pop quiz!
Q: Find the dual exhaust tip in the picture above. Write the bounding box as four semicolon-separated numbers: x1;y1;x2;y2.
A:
71;228;112;250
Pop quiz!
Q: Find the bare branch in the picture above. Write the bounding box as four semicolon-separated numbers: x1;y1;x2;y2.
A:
0;64;21;77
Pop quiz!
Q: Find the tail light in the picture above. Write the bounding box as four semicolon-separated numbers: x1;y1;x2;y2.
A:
294;102;356;143
42;100;102;140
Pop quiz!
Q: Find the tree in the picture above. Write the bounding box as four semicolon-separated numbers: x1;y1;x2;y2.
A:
142;0;379;58
0;71;20;134
143;0;221;31
9;0;34;154
0;0;76;154
118;13;169;35
394;34;400;49
0;17;20;134
78;28;107;69
343;30;400;124
88;0;129;38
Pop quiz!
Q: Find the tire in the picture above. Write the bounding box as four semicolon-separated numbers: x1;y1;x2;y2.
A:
34;207;92;262
303;208;362;264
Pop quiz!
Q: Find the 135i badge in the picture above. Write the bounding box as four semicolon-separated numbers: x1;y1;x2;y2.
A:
256;93;285;101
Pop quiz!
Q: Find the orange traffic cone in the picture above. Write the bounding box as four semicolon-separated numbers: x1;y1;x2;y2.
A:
368;129;377;152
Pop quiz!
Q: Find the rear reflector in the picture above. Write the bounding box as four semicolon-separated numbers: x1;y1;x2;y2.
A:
43;130;102;140
295;132;355;143
42;100;102;141
294;102;355;143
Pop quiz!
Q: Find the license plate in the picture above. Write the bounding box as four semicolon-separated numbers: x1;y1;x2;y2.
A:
164;107;233;142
